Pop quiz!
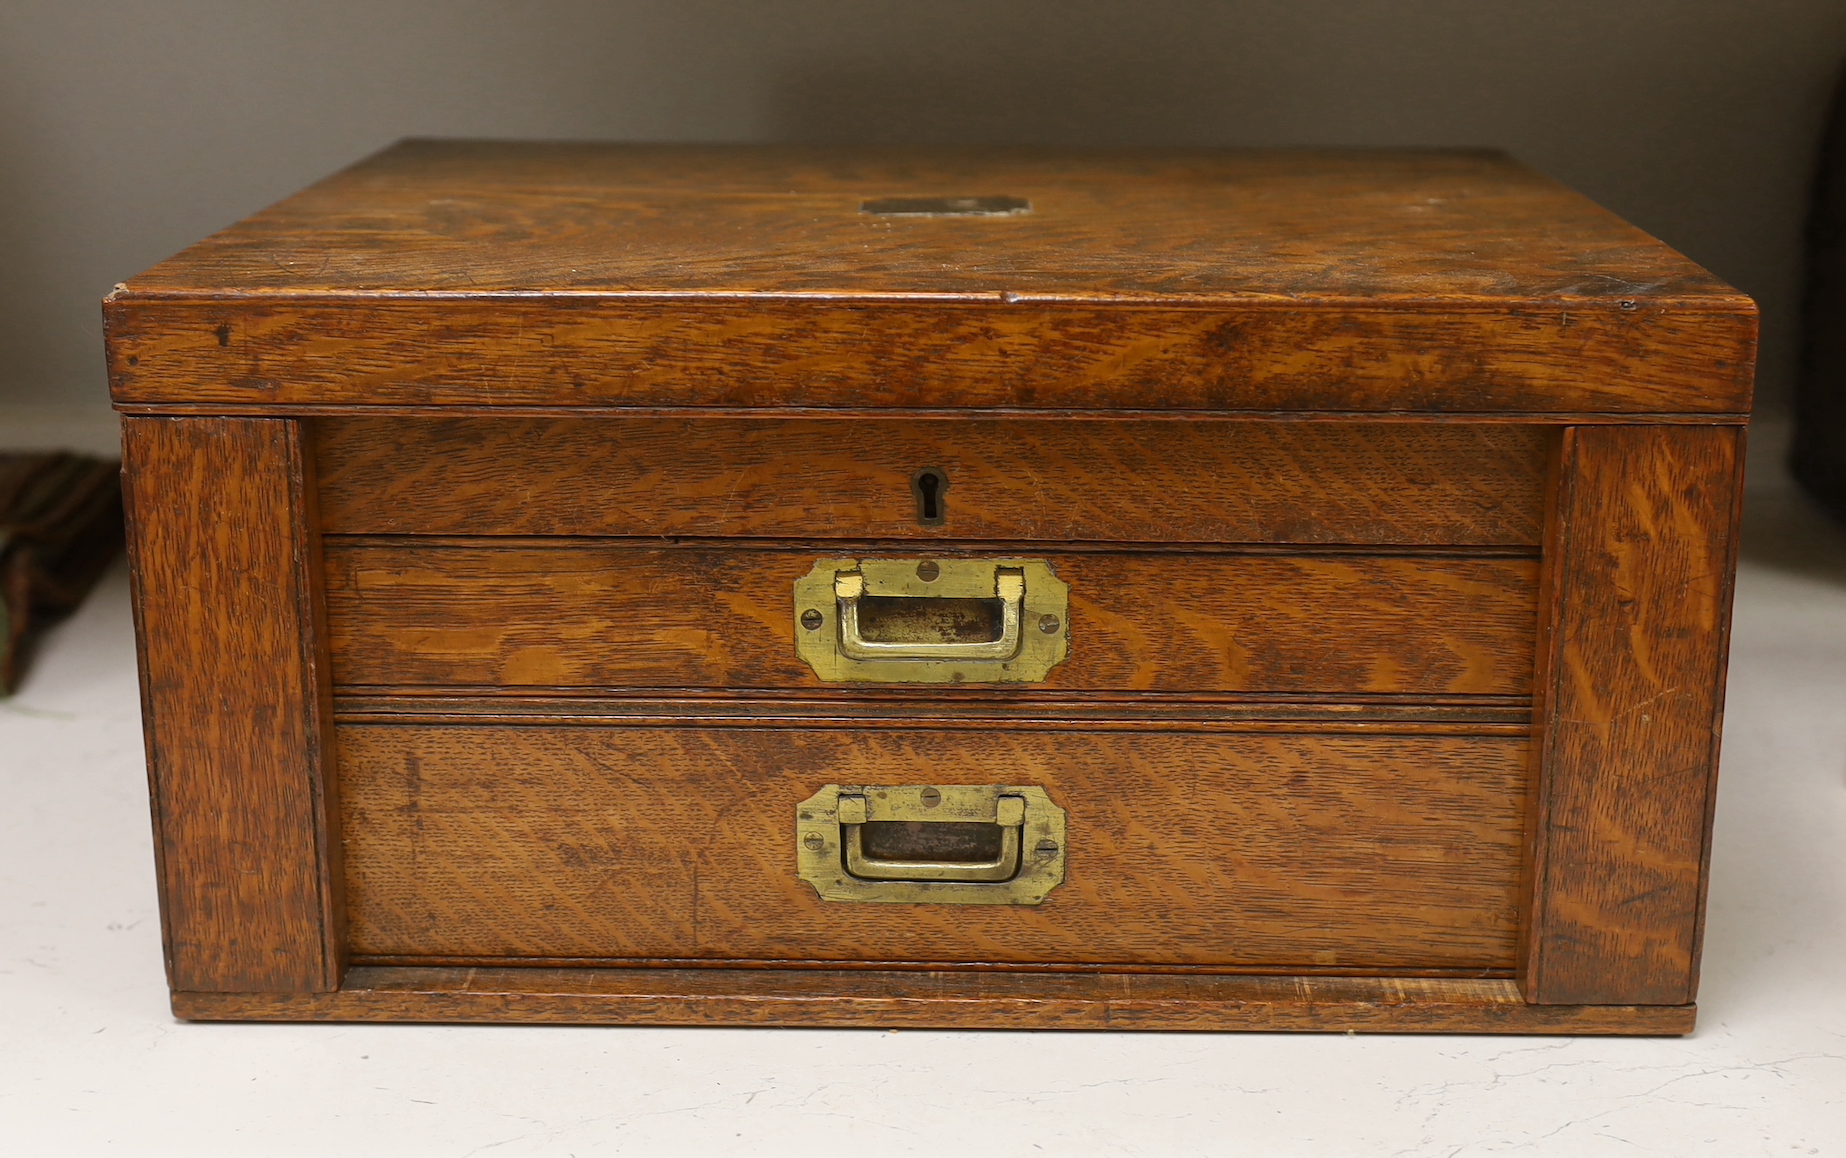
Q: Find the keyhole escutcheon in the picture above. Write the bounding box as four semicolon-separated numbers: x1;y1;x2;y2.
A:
911;467;949;526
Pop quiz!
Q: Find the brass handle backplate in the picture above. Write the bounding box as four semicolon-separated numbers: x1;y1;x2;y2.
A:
793;558;1069;684
795;784;1068;905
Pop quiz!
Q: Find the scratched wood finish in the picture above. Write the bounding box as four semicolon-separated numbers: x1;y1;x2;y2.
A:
313;417;1550;544
338;725;1528;969
121;417;343;992
1522;425;1744;1005
171;967;1695;1034
322;543;1538;695
104;144;1755;416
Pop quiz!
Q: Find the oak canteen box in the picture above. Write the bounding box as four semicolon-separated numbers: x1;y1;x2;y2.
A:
108;142;1755;1033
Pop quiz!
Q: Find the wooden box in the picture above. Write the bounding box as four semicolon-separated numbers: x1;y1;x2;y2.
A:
107;143;1754;1033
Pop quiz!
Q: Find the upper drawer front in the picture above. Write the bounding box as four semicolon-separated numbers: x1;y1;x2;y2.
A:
324;544;1536;694
314;418;1549;545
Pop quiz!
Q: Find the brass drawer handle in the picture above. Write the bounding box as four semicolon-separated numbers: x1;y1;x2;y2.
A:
793;558;1070;684
796;784;1067;905
840;792;1025;881
835;568;1024;661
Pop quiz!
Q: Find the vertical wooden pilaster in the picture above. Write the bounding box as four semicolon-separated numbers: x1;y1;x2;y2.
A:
122;417;343;993
1522;424;1745;1005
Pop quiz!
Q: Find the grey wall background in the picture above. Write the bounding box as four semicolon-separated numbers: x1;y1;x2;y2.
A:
4;0;1846;419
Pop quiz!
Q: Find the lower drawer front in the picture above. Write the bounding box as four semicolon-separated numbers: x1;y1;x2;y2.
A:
340;725;1528;970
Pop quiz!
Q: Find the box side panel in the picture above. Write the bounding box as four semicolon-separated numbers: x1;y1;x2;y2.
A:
121;416;343;992
1522;425;1743;1004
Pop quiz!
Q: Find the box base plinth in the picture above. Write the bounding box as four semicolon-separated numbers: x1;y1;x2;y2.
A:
171;966;1695;1035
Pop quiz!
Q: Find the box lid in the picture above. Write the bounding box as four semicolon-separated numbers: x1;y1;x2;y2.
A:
106;141;1755;417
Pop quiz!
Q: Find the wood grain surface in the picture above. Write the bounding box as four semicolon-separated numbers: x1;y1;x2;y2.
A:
172;966;1695;1034
108;142;1757;1027
322;543;1538;695
121;417;342;992
313;417;1550;544
104;144;1756;416
114;144;1740;300
108;297;1754;417
337;724;1529;970
1523;425;1743;1005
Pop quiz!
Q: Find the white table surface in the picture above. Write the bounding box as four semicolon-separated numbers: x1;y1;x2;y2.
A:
3;420;1842;1157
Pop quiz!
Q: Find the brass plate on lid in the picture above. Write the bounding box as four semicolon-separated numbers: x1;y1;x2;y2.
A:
859;195;1030;216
